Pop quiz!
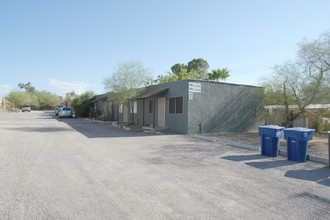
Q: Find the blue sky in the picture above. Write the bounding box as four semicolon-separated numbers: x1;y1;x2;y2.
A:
1;0;329;97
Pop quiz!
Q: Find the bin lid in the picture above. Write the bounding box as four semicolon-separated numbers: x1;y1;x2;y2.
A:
284;127;315;132
284;127;315;141
258;125;284;137
258;125;285;130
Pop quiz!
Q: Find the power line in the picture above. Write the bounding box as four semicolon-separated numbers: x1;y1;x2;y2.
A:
230;59;294;74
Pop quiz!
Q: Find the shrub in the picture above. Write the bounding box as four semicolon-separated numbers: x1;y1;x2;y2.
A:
318;121;330;133
71;91;95;117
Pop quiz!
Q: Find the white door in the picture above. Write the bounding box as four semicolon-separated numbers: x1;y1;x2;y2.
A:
158;98;165;127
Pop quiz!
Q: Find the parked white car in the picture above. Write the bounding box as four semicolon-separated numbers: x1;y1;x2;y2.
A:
58;107;73;118
22;105;31;112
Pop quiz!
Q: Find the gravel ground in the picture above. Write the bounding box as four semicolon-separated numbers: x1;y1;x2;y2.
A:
206;132;329;158
0;111;329;219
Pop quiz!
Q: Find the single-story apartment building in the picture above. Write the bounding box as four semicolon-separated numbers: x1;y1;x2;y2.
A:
91;79;264;134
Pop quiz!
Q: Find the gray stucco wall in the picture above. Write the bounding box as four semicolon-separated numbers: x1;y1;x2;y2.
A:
134;80;188;134
187;80;264;134
97;100;104;115
95;80;264;134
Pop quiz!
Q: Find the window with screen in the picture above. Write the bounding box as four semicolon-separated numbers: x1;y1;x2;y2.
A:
169;98;175;114
169;97;183;114
176;97;183;113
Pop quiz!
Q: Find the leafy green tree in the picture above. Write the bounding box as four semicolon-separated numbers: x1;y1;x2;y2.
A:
71;91;95;117
158;69;199;83
208;68;230;81
263;30;330;127
159;58;210;83
64;91;78;107
7;91;38;107
18;82;36;93
171;63;187;76
187;58;209;79
103;61;152;122
8;83;62;109
157;72;177;84
38;91;63;109
66;91;76;96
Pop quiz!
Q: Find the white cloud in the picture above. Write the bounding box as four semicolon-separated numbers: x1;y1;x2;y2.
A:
0;85;11;97
48;79;91;95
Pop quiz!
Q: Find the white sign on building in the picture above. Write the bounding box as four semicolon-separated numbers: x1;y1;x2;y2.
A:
188;82;201;93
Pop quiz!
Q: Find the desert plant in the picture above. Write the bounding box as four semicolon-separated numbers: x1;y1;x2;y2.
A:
318;121;330;133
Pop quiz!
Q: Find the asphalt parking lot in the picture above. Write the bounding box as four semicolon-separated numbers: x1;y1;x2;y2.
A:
0;111;329;219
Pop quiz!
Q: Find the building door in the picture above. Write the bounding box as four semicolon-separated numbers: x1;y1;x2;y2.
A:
158;98;165;127
123;104;128;122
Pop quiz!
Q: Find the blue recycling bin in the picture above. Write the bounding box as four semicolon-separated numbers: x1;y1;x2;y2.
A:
284;127;315;162
258;125;285;157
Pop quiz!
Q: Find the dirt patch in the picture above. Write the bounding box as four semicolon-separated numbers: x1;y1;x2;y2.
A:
206;132;329;158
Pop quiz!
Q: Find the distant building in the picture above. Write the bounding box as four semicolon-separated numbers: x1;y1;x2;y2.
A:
265;104;330;128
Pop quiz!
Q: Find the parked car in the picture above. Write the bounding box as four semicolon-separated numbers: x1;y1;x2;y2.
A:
58;107;73;118
55;105;64;116
22;105;31;112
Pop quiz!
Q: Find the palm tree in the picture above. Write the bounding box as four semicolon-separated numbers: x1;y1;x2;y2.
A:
208;68;230;82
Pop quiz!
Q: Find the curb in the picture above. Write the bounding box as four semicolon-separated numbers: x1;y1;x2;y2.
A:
308;155;329;164
228;141;329;165
192;134;216;142
227;142;260;151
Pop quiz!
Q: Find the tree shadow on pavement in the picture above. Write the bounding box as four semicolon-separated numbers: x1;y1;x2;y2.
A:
292;192;330;207
221;154;264;162
245;160;294;169
39;112;152;138
7;127;73;133
285;167;330;187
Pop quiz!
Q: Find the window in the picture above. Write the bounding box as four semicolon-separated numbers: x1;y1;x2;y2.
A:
148;100;153;113
169;98;175;113
169;97;183;114
176;97;183;113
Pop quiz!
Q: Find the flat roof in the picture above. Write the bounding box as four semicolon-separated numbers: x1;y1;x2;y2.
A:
145;79;263;90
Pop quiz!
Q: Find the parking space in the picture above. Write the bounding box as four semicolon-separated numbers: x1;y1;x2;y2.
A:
0;111;329;219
